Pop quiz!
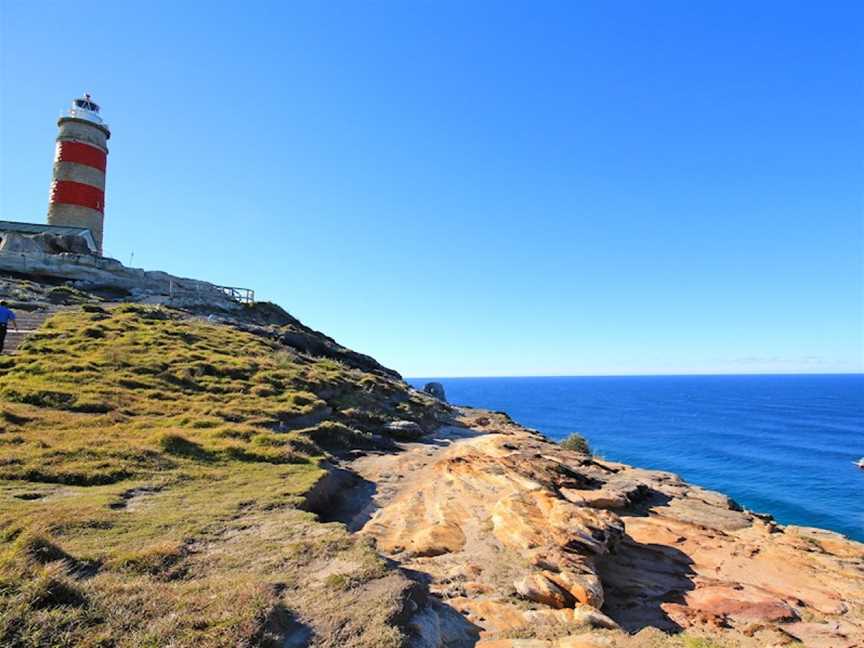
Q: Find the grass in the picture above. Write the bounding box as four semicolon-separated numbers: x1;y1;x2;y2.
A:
679;638;730;648
0;305;447;647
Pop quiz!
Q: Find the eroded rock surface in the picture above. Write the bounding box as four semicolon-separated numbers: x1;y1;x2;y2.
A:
339;409;864;647
424;382;447;402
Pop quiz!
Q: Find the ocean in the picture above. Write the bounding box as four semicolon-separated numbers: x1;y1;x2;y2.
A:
406;374;864;542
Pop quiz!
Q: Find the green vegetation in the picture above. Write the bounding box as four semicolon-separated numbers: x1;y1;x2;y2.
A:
0;305;444;647
679;637;729;648
560;432;590;454
45;285;97;305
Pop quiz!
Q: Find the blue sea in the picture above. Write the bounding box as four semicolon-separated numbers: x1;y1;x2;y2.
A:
407;375;864;542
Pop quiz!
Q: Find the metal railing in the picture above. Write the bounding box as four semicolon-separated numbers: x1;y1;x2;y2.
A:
167;280;255;304
216;285;255;304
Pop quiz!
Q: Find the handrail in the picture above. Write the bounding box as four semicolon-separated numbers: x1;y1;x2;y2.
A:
215;285;255;304
167;280;254;304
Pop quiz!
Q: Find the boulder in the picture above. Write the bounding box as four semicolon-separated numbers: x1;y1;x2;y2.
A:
423;382;447;401
383;420;424;439
514;573;575;609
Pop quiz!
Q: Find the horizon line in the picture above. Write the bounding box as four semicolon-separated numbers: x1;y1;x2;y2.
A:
405;371;864;379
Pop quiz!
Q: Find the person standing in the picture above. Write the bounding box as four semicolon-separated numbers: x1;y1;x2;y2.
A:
0;301;18;353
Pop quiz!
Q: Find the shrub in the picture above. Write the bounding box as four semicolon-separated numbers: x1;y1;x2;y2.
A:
560;433;590;454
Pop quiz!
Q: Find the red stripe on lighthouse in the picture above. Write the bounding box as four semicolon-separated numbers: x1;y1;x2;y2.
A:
50;180;104;212
56;141;107;172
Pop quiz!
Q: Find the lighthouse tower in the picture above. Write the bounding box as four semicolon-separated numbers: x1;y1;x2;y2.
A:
47;94;111;255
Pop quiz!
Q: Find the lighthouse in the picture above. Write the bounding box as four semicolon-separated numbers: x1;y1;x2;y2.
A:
47;94;110;255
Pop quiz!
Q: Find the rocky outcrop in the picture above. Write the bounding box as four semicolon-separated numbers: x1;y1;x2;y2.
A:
274;327;402;380
0;249;241;308
424;382;447;402
384;420;425;439
337;410;864;647
0;232;92;255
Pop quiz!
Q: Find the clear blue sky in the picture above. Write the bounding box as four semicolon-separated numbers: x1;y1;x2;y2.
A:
1;1;862;376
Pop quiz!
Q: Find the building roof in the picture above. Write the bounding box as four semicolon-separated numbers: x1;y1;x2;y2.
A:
0;220;98;252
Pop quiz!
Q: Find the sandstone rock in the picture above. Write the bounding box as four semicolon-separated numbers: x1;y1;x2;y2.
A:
560;487;628;509
683;583;798;623
546;569;605;607
423;382;447;401
514;573;575;608
491;490;621;558
446;597;528;632
476;636;613;648
784;620;862;648
661;491;753;531
554;635;614;648
523;605;619;630
347;409;864;646
406;520;466;557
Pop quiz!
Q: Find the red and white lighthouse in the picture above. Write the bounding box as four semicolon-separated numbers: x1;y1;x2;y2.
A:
47;94;111;255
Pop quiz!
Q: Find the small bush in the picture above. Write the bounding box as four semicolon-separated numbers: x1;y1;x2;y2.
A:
560;433;590;454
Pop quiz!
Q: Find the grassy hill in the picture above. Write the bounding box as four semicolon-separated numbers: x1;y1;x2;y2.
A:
0;303;446;647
